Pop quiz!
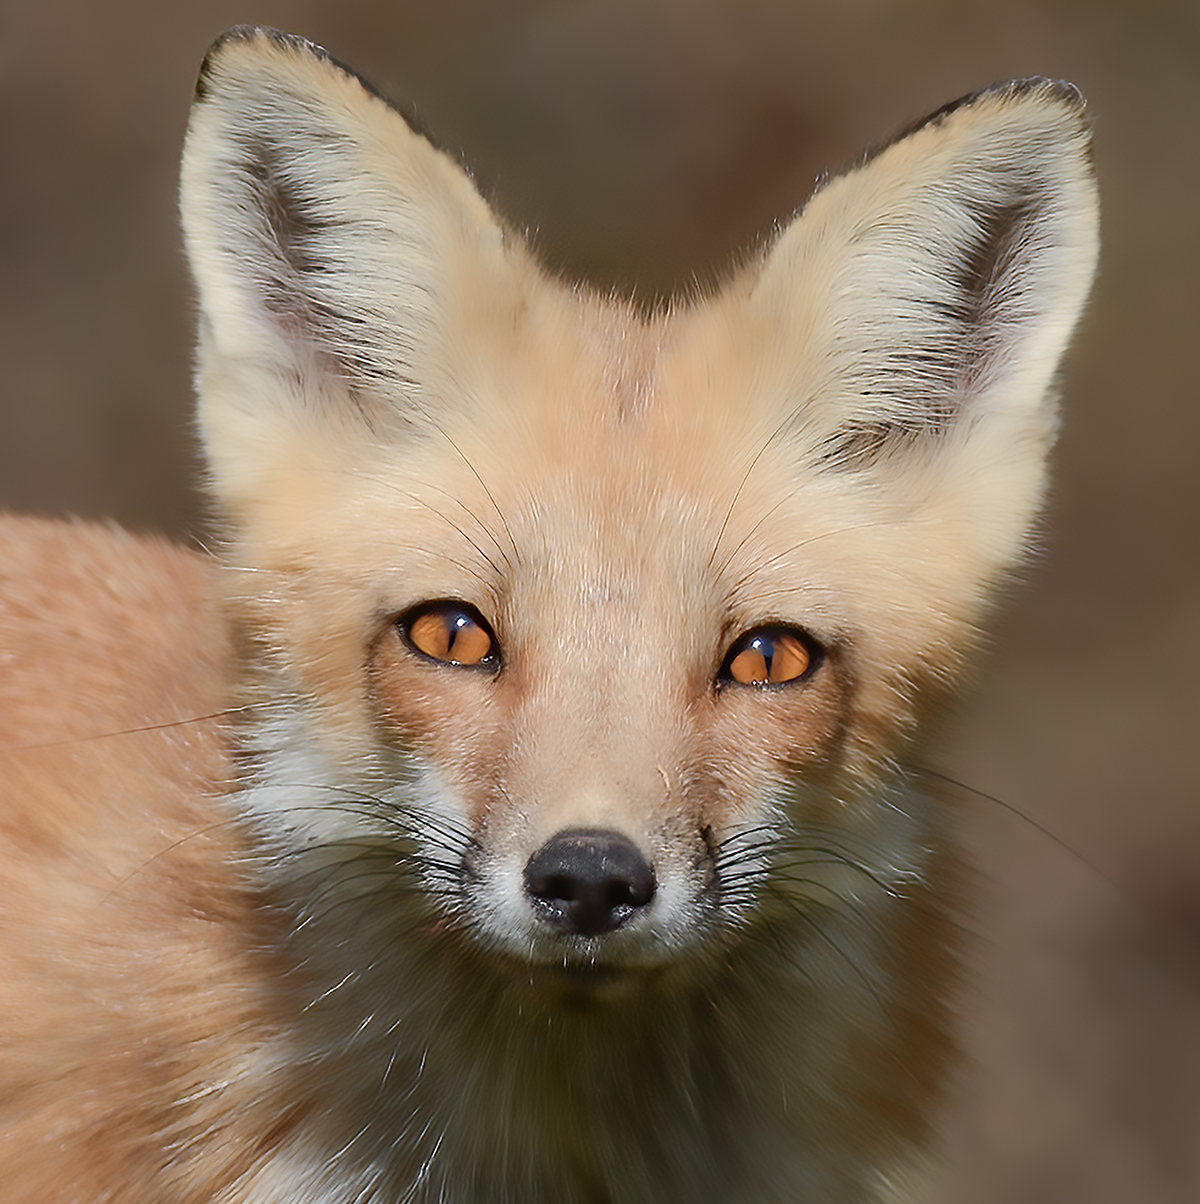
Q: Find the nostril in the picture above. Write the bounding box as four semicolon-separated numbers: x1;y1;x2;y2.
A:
524;828;656;937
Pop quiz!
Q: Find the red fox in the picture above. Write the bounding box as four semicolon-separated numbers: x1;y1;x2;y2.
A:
0;26;1098;1204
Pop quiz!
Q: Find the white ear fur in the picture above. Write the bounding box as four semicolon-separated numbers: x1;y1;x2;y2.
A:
183;38;1098;567
180;28;519;503
749;81;1098;469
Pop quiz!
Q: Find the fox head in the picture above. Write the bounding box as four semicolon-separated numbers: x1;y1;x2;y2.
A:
181;28;1097;979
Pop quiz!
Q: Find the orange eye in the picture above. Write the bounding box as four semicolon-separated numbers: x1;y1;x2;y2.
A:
719;626;821;688
399;602;498;668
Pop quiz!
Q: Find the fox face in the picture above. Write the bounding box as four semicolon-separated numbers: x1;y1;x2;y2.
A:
169;26;1099;1203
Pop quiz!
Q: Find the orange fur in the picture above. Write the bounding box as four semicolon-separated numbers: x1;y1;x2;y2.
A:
0;519;269;1199
0;28;1098;1204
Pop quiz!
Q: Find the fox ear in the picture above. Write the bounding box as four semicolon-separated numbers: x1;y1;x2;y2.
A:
750;79;1098;484
180;27;517;504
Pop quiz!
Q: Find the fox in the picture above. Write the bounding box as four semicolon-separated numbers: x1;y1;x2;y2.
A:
0;25;1099;1204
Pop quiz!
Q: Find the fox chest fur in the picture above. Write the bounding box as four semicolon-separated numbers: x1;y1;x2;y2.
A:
0;26;1097;1204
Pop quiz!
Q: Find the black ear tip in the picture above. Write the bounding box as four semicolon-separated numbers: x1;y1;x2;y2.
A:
925;77;1088;128
191;26;434;145
859;76;1089;170
204;25;327;60
195;27;331;102
1003;76;1085;109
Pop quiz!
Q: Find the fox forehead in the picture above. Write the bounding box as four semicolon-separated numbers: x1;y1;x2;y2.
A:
236;353;851;636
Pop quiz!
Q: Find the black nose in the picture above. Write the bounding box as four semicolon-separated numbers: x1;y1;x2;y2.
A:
523;828;656;937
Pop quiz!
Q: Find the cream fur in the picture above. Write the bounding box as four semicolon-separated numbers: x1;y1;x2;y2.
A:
0;26;1098;1204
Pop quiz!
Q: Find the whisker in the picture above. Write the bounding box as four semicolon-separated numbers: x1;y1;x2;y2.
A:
707;409;806;572
920;765;1132;904
3;706;252;753
438;429;520;572
399;490;505;581
99;817;244;904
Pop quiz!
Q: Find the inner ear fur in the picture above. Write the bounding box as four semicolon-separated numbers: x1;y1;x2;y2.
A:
181;27;518;429
746;78;1098;470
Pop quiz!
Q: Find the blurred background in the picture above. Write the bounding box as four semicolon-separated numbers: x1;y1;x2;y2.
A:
1;0;1197;1198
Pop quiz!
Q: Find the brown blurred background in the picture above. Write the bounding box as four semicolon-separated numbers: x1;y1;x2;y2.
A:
2;0;1198;1199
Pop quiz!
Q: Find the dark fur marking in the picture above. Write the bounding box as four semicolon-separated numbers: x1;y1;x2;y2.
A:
949;189;1042;385
197;27;451;161
817;421;918;469
193;26;491;416
860;77;1084;170
795;78;1083;474
818;181;1046;472
243;141;333;281
788;78;1086;249
231;138;424;411
237;138;341;335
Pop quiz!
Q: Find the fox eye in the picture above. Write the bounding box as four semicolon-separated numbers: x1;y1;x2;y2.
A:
718;625;822;688
399;601;498;669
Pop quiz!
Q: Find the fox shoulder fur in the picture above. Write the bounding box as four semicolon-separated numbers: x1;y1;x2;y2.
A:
0;26;1098;1204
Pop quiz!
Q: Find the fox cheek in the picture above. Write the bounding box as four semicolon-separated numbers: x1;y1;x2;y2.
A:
368;630;511;820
